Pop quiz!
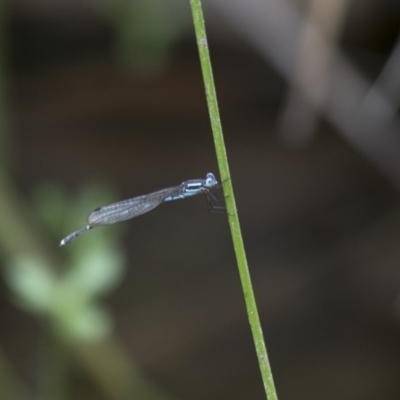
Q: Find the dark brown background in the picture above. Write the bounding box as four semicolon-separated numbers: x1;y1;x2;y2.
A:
1;0;400;399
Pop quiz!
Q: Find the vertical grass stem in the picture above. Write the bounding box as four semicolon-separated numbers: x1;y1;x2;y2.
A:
189;1;279;399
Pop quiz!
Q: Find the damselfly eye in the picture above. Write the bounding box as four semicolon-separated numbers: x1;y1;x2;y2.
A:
206;173;217;187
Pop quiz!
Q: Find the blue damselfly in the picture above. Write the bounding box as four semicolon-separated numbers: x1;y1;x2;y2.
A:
59;173;220;246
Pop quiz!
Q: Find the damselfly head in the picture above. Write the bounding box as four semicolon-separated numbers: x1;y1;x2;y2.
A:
205;173;218;188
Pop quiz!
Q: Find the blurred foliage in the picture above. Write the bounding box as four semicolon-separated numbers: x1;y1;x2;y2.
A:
93;0;190;75
0;2;183;396
3;183;126;342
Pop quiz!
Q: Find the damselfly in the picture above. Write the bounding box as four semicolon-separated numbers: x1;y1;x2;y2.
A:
59;172;221;246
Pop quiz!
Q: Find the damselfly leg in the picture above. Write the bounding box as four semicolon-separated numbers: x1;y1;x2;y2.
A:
204;190;227;213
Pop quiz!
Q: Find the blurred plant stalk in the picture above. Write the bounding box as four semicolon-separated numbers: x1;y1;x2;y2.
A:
209;0;400;190
0;17;174;400
277;0;350;143
0;348;29;400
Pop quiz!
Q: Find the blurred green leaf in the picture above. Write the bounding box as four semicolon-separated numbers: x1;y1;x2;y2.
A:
4;256;55;314
4;183;128;343
68;243;125;298
54;300;112;341
4;255;115;341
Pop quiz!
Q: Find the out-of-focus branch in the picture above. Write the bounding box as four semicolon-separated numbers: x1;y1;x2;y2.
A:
362;32;400;120
0;348;29;400
277;0;350;143
209;0;400;189
75;339;174;400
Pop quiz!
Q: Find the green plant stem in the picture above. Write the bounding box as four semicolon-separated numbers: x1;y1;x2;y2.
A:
37;329;69;400
74;339;174;400
0;348;29;400
189;1;278;399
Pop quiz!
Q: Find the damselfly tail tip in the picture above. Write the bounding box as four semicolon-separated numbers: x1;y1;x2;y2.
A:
58;225;93;248
59;237;69;247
